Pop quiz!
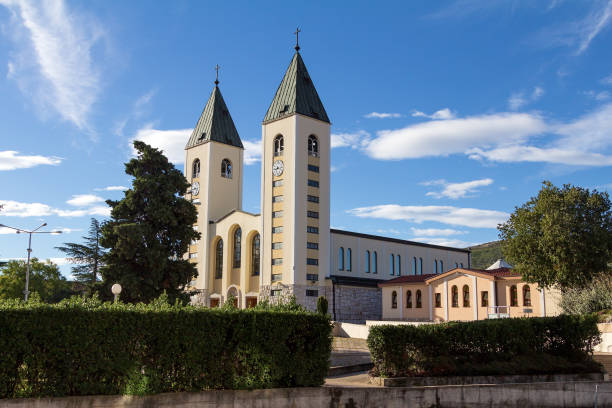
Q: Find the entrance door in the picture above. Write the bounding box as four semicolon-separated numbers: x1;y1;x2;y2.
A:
210;298;220;308
246;297;258;308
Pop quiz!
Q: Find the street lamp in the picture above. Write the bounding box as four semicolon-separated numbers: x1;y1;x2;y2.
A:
0;223;63;301
111;283;122;303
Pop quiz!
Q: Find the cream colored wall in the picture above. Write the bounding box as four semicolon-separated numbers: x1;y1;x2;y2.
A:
430;281;447;322
497;280;543;318
381;284;431;321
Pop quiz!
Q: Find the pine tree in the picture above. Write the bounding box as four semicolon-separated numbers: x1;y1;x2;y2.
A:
99;141;200;303
56;218;105;288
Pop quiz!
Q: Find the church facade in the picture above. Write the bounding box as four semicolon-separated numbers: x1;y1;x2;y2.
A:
184;46;470;322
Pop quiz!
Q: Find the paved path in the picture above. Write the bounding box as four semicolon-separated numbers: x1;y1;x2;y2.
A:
325;371;379;388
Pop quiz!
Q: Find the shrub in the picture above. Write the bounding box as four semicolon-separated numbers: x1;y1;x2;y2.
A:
367;315;602;378
561;273;612;315
317;296;328;315
0;296;332;398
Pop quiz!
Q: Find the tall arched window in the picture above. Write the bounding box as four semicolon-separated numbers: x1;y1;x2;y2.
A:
215;239;223;279
221;159;232;179
373;251;378;274
439;261;444;274
434;260;438;274
390;254;395;275
338;247;344;270
412;257;417;275
251;233;260;276
391;291;397;309
406;290;412;308
346;248;352;271
396;255;401;276
451;285;458;307
463;285;470;307
419;258;423;275
365;251;371;273
274;135;284;156
308;135;319;157
233;228;241;268
510;285;518;306
523;285;531;306
460;263;464;268
192;159;200;178
455;262;459;269
416;290;422;308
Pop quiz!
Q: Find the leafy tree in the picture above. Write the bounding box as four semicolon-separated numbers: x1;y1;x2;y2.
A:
0;258;70;302
560;272;612;315
55;218;105;289
316;296;328;315
499;181;612;289
99;141;200;304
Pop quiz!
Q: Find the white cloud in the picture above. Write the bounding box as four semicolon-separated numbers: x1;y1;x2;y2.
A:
468;146;612;166
348;204;509;229
412;108;455;120
0;199;110;218
508;87;544;110
54;206;110;217
410;228;466;236
66;194;104;207
243;140;262;165
575;0;612;54
331;130;371;149
423;178;494;199
0;0;104;129
0;150;61;170
410;237;472;248
95;186;128;191
602;73;612;85
583;90;611;100
364;112;402;119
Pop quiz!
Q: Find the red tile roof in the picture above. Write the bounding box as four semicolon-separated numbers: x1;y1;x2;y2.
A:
378;274;437;286
378;268;520;287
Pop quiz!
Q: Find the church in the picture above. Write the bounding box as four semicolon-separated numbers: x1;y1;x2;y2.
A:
184;42;470;322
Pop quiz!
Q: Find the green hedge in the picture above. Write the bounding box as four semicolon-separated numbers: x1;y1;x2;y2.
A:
0;297;332;398
367;315;602;378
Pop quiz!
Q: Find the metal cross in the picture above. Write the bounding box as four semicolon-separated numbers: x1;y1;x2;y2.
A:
215;64;220;85
294;27;301;51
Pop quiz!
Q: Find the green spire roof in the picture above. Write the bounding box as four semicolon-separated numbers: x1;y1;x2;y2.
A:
263;52;330;124
186;85;243;149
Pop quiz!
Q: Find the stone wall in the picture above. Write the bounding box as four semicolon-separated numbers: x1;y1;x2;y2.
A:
259;284;328;312
331;285;381;323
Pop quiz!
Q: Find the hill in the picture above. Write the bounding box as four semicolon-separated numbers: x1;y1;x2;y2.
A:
467;241;503;270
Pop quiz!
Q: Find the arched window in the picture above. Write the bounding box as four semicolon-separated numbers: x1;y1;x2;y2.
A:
412;257;417;275
406;290;412;308
346;248;352;271
419;258;423;275
365;251;370;273
463;285;470;307
439;261;444;274
390;254;395;275
460;263;464;268
434;260;438;274
510;285;518;306
338;247;344;270
274;135;284;156
192;159;200;178
308;135;319;157
451;285;458;307
391;291;397;309
221;159;232;179
455;262;458;269
233;228;241;268
373;251;378;273
523;285;531;307
215;239;223;279
251;233;260;276
416;290;422;308
396;255;401;276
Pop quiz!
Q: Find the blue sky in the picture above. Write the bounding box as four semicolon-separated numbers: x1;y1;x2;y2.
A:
1;0;612;277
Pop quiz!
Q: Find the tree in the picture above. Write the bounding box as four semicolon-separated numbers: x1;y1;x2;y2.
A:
99;141;200;304
0;258;70;302
55;218;105;289
498;181;612;289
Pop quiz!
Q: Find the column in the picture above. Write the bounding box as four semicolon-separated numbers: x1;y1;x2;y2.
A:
443;280;449;321
472;276;478;320
399;286;403;320
428;285;433;321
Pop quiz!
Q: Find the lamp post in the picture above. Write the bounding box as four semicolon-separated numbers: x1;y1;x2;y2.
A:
0;223;63;301
111;283;122;303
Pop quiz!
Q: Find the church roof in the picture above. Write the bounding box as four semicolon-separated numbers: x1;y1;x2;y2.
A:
486;259;513;270
185;85;243;150
263;51;330;124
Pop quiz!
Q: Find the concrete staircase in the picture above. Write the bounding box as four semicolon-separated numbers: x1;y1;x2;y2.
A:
328;337;372;376
594;353;612;376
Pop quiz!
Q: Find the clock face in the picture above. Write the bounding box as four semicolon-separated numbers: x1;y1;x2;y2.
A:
191;181;200;196
272;160;284;177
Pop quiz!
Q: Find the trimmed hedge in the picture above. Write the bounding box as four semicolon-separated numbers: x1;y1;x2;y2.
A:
0;297;332;398
367;315;602;378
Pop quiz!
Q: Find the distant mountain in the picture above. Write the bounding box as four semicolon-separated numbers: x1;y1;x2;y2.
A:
467;241;503;270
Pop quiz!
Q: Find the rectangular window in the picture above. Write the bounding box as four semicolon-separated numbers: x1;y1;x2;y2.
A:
307;211;319;218
307;226;319;234
272;211;283;218
435;293;441;308
308;179;319;187
271;274;282;282
308;164;319;173
272;226;283;234
270;289;282;296
307;258;319;265
272;242;283;250
307;195;319;203
481;291;489;307
189;253;197;259
271;258;283;265
306;273;319;281
306;289;318;297
272;195;284;202
307;242;319;250
272;180;284;187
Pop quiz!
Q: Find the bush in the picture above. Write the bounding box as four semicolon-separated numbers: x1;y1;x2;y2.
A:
367;315;602;378
561;273;612;316
317;296;328;315
0;295;332;398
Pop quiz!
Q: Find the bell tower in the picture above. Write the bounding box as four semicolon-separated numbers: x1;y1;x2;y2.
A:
260;44;331;309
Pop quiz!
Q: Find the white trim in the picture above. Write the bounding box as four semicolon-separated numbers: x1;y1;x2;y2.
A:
428;285;433;321
472;275;478;320
399;286;403;320
443;280;449;321
490;280;496;307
